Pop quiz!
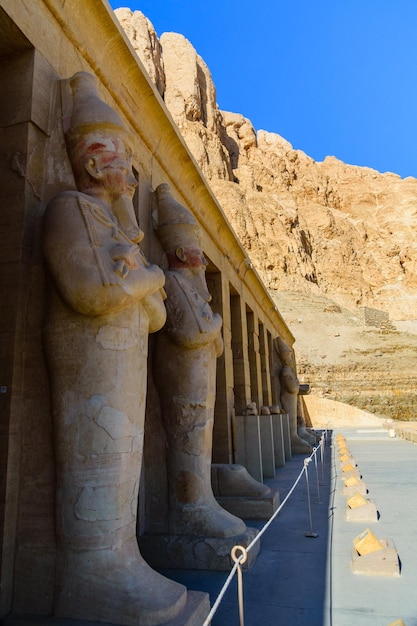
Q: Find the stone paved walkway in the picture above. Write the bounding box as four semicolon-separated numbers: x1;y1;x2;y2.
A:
5;427;417;625
162;427;417;625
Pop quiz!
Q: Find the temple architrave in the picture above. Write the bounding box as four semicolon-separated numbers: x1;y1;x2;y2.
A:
0;1;301;624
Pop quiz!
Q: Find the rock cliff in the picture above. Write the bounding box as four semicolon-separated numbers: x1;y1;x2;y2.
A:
116;8;417;420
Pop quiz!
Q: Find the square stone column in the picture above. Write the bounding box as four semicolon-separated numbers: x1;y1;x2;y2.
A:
281;413;292;460
246;309;263;410
259;414;275;478
259;324;272;406
208;270;234;464
271;413;285;467
230;294;251;414
233;414;263;483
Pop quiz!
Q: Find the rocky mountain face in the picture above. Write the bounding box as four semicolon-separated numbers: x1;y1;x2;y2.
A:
116;8;417;420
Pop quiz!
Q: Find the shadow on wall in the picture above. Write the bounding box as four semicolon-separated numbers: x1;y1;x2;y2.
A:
302;395;389;429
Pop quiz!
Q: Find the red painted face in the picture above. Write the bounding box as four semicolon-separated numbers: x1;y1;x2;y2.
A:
184;247;208;269
82;136;137;197
167;246;208;270
101;158;138;198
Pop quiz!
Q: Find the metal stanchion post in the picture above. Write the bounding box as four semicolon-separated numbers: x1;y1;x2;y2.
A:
304;459;319;538
313;448;322;504
320;434;325;483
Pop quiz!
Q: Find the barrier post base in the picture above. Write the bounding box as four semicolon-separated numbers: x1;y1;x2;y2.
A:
351;538;400;576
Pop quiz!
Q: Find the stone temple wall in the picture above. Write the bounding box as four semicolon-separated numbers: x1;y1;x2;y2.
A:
358;306;390;328
0;1;296;621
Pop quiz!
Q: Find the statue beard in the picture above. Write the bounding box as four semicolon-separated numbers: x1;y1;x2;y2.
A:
187;268;212;303
112;194;144;244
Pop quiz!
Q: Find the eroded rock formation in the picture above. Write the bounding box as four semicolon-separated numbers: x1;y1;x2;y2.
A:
115;8;417;421
116;7;417;322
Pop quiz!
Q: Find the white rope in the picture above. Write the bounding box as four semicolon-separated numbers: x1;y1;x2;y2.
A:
231;545;248;626
245;440;322;552
202;559;241;625
202;438;325;624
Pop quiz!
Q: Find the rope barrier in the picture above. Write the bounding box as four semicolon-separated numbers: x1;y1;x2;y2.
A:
313;447;322;504
203;558;241;625
321;436;326;483
304;457;319;538
231;545;248;626
202;433;327;625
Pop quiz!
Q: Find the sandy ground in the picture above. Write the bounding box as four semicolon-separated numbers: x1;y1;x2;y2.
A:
271;290;417;371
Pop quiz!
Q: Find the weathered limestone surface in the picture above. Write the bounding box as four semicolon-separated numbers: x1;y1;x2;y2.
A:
211;464;279;521
115;8;165;96
43;71;187;626
259;413;275;477
115;8;417;422
277;338;311;454
139;526;260;572
233;414;263;482
115;8;417;322
277;291;417;421
146;183;261;571
159;32;232;182
270;412;285;468
1;2;295;622
153;183;247;544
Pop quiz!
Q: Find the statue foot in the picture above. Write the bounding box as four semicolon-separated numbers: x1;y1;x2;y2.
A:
55;539;187;626
306;427;322;443
291;434;312;455
212;463;271;497
171;501;247;538
298;426;317;446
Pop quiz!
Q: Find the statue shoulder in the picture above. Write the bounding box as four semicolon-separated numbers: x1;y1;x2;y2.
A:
44;191;84;238
44;191;112;242
47;189;89;204
45;190;92;223
162;272;188;319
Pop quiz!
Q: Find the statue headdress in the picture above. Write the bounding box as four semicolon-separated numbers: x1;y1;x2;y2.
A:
276;336;294;368
64;71;132;172
63;71;142;242
154;183;201;253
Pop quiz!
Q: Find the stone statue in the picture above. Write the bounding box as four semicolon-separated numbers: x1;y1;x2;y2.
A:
297;397;319;445
242;401;258;415
153;183;246;538
271;337;284;412
277;337;312;454
43;72;186;625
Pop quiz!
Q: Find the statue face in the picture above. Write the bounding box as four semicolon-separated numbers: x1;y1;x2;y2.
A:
170;245;207;273
169;244;212;301
100;157;138;200
82;144;137;200
184;246;208;272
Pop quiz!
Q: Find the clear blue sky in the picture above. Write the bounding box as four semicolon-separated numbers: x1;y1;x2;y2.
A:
109;0;417;179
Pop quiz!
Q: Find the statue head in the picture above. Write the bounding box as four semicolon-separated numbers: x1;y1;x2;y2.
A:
276;336;295;369
64;72;136;198
155;183;206;271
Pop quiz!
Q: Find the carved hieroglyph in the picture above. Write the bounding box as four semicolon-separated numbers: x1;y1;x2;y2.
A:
277;337;312;454
153;183;246;538
43;72;186;626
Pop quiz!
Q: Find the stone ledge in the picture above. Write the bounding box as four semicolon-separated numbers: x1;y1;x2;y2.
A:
2;594;210;626
216;488;280;520
139;526;260;571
